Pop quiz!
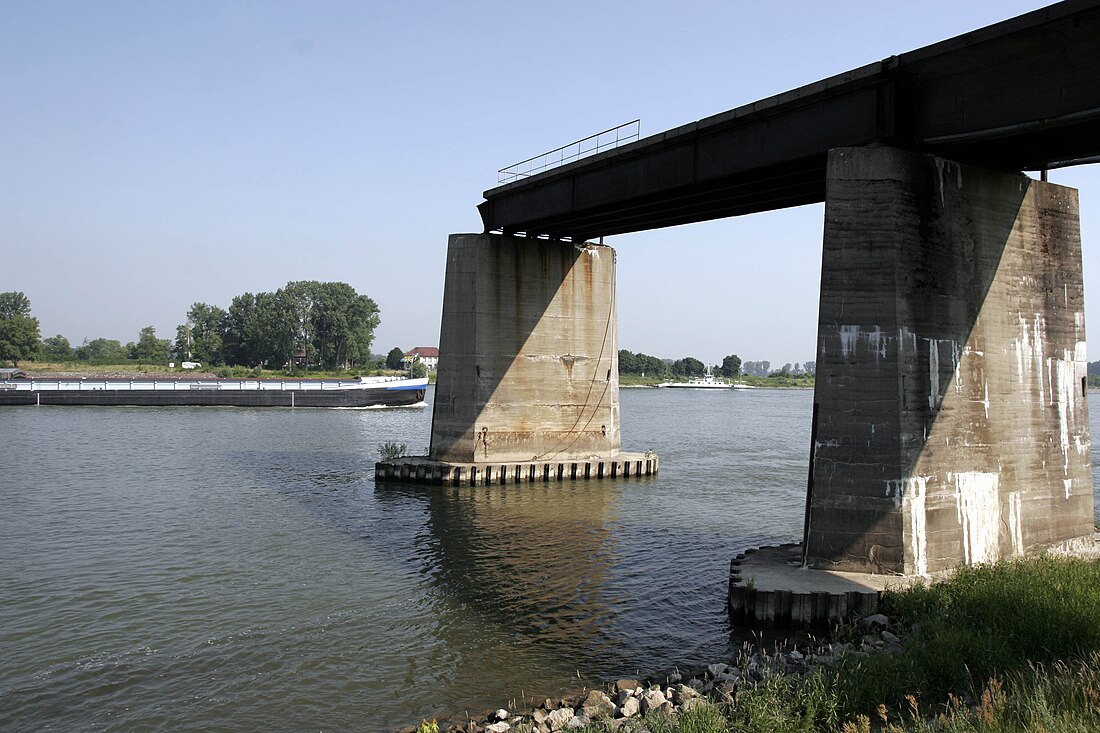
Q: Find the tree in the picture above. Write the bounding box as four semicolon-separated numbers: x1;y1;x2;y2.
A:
0;292;32;320
224;292;276;367
184;303;227;365
0;292;41;366
174;323;193;360
40;334;73;361
194;281;381;370
0;316;41;366
76;338;127;362
618;349;638;375
803;361;816;375
409;361;428;378
275;281;319;367
719;354;742;378
386;347;405;370
310;283;379;369
743;360;771;377
671;356;706;377
131;326;171;362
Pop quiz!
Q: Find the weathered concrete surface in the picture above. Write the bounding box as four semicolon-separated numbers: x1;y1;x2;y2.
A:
430;234;620;463
805;146;1093;575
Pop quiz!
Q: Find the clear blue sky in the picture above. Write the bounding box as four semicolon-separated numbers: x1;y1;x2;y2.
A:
2;1;1096;368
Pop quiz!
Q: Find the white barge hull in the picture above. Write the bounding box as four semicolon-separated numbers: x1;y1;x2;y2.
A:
0;376;429;408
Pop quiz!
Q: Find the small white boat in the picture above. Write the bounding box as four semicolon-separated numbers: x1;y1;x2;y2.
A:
656;374;754;390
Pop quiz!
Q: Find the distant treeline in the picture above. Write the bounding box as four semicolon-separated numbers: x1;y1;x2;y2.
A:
618;349;815;378
1;283;381;371
172;281;379;370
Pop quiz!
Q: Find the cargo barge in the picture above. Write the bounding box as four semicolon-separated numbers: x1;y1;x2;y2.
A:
0;374;429;408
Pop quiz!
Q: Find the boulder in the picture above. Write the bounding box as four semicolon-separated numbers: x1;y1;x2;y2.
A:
491;710;509;722
671;684;700;705
617;696;640;718
485;723;510;733
614;679;642;694
639;689;669;715
582;690;615;720
707;663;730;678
861;613;890;628
545;708;574;732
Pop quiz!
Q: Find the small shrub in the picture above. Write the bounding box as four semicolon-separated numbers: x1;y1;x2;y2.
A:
379;442;407;461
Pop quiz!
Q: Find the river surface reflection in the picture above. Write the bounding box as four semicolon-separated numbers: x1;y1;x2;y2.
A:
1;388;1097;731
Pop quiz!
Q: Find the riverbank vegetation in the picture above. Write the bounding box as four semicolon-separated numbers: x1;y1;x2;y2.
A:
618;349;816;387
1;286;385;373
467;556;1100;733
619;372;815;389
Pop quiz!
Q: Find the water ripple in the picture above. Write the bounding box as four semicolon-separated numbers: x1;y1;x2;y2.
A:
1;391;1096;731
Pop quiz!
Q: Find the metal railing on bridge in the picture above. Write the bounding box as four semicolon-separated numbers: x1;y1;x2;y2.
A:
497;119;640;184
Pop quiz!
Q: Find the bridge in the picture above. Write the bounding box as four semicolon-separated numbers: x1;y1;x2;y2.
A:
479;0;1100;240
395;0;1097;585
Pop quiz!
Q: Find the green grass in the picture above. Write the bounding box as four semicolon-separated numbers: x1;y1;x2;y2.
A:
619;374;664;386
739;373;815;389
832;556;1100;716
558;556;1100;733
562;659;1100;732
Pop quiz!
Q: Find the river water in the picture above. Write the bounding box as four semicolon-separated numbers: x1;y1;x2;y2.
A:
2;388;1098;732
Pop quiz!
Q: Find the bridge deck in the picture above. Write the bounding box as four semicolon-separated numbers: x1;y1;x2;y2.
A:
479;0;1100;241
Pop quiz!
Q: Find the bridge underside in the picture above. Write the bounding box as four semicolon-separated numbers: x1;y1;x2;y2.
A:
479;0;1100;241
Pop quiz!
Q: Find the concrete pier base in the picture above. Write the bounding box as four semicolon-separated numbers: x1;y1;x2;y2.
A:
729;544;916;629
804;146;1093;576
730;536;1100;628
375;452;658;486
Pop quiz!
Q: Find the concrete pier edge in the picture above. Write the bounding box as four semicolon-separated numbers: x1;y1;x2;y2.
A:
729;543;923;629
730;537;1100;629
375;452;659;486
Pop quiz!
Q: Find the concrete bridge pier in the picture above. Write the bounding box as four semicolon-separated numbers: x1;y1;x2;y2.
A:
804;146;1093;575
375;233;658;486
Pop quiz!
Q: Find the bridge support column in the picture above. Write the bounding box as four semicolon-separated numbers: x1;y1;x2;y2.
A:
429;233;620;464
804;146;1093;575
